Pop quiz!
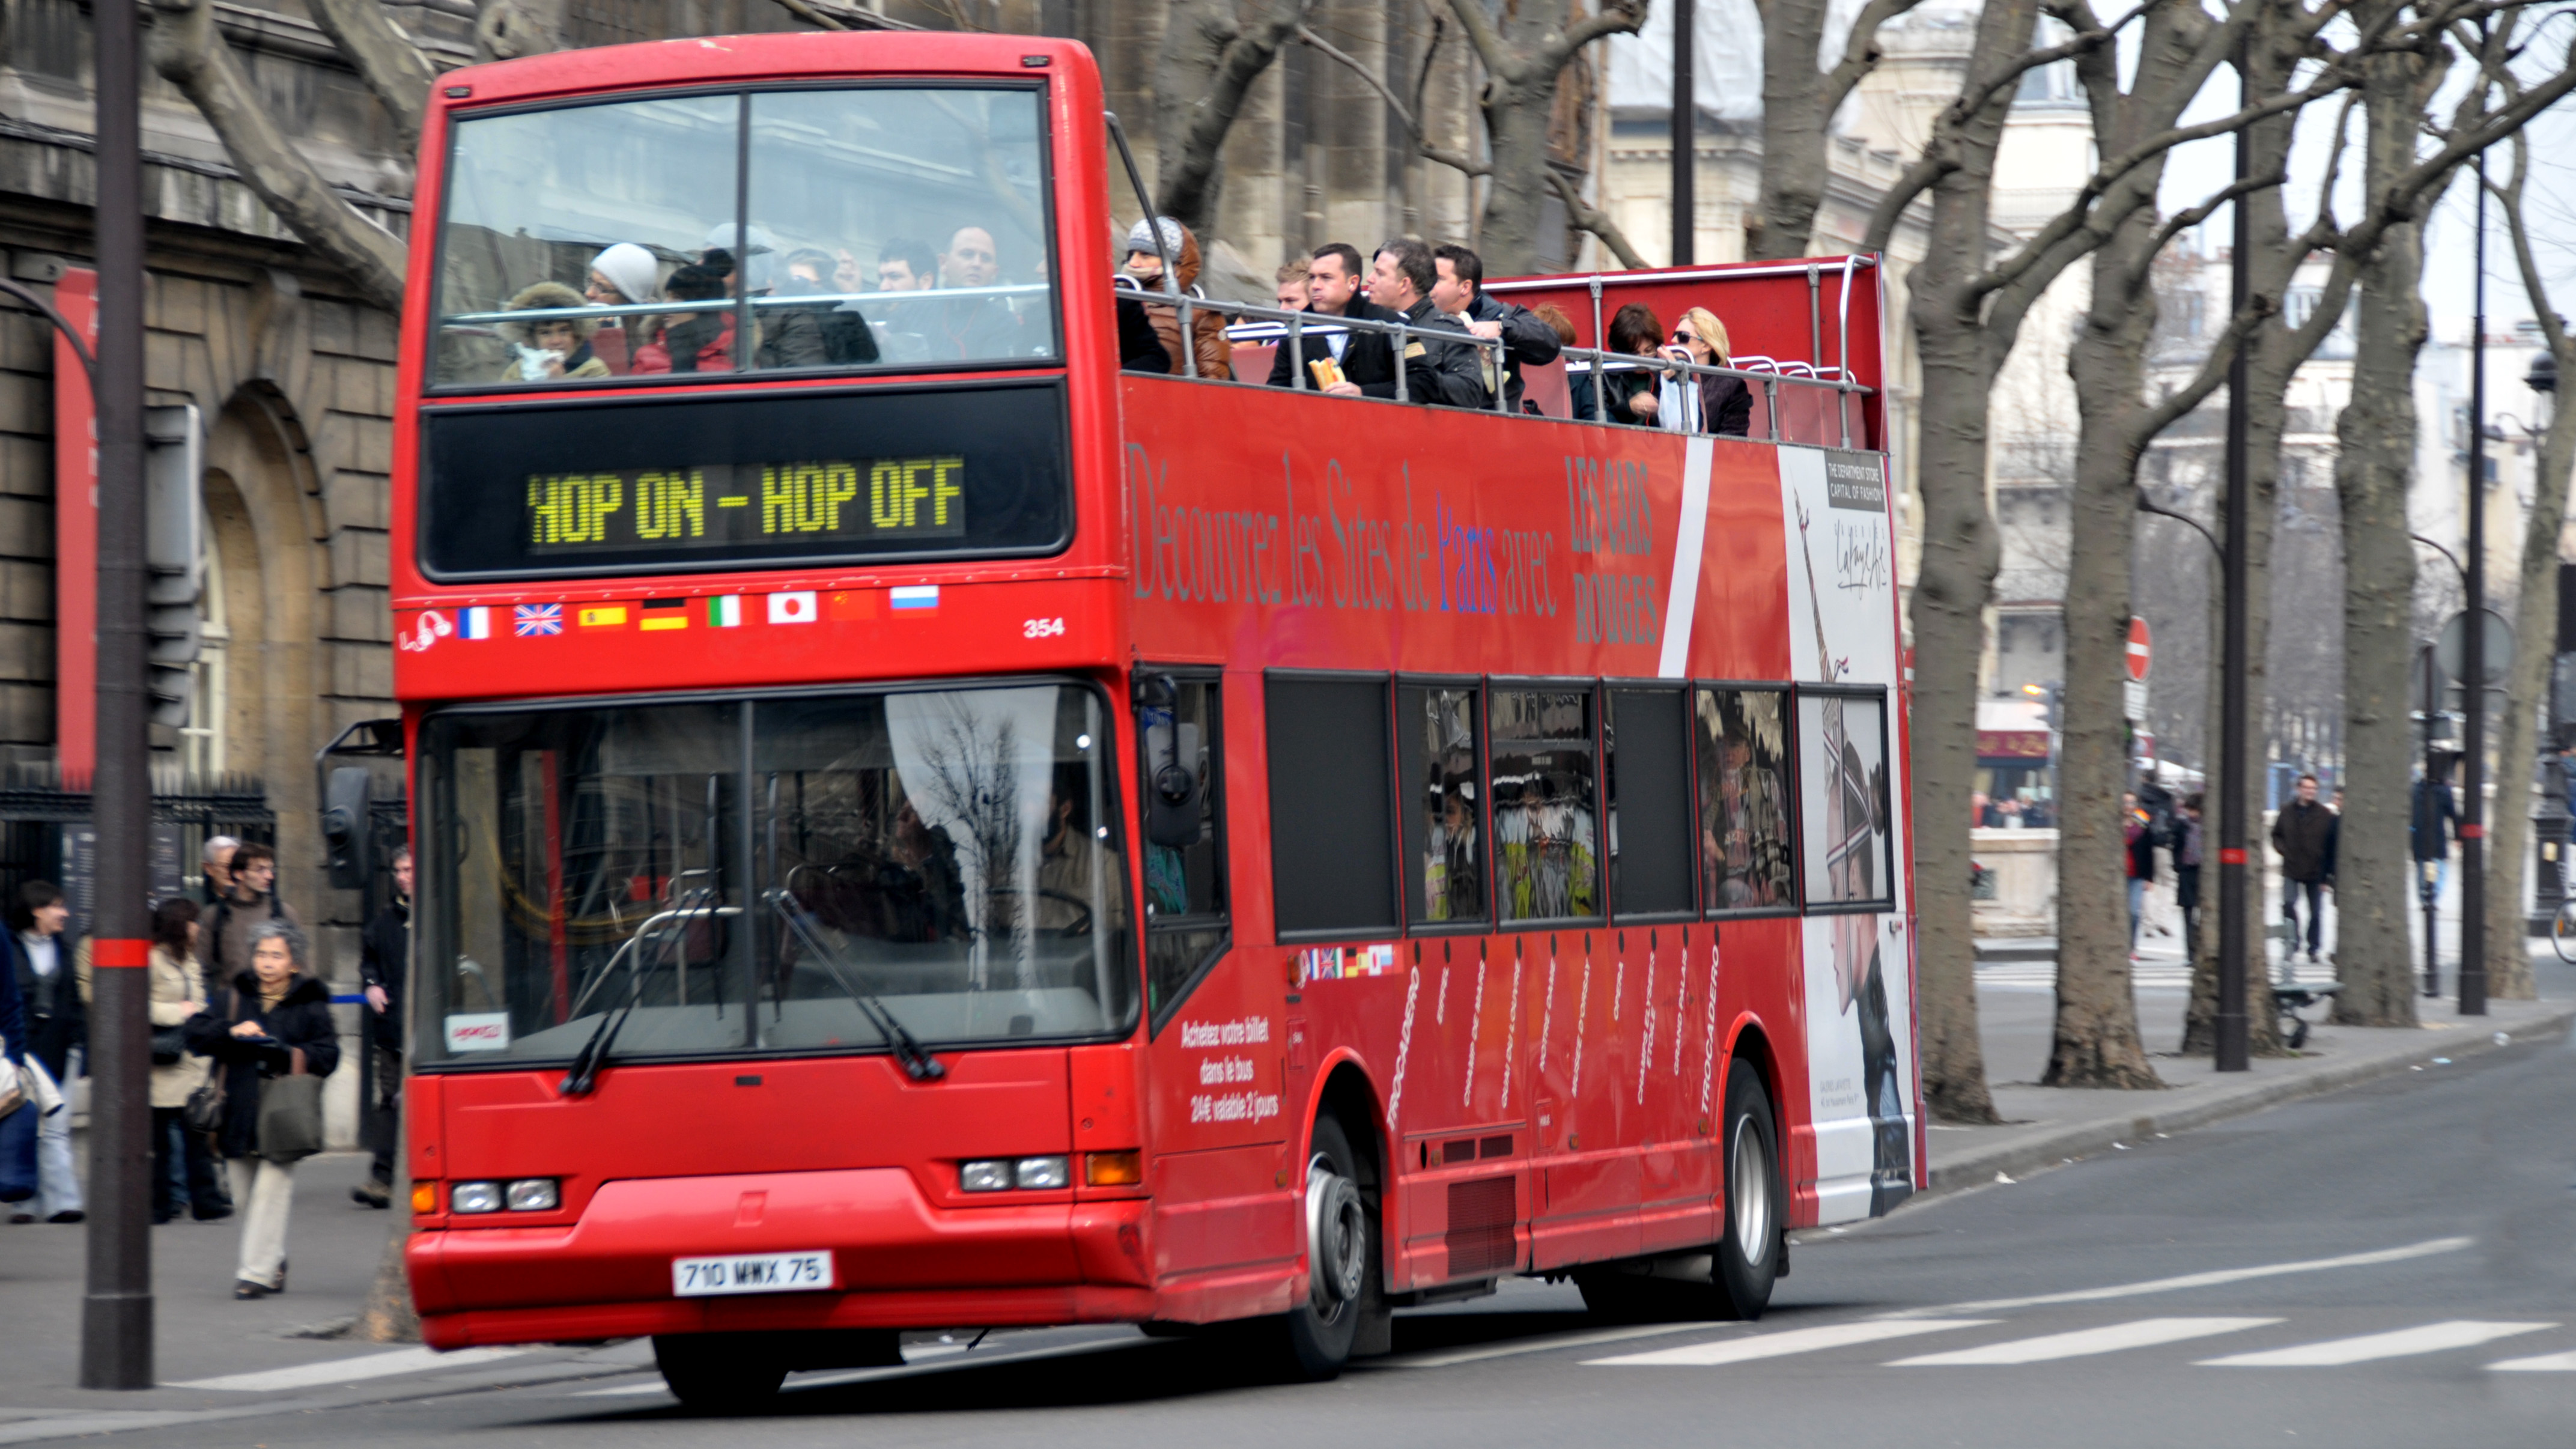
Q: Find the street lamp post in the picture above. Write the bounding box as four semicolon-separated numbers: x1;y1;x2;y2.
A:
2216;44;2254;1071
2461;135;2491;1018
79;0;156;1389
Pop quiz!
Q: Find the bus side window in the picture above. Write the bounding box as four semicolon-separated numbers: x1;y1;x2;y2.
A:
1142;673;1227;1024
1697;686;1797;913
1265;673;1399;940
1399;682;1487;927
1490;684;1601;923
1606;685;1694;917
1795;687;1895;910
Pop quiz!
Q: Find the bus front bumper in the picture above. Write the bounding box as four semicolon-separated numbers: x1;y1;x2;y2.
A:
409;1167;1154;1350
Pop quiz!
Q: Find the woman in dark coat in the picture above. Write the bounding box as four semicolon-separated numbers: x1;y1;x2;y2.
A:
187;919;336;1299
1571;303;1665;425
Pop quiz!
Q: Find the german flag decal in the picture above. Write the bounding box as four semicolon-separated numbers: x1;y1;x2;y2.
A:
640;598;690;632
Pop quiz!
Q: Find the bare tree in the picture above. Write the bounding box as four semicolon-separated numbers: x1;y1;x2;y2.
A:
1443;0;1649;275
2479;80;2576;1001
1746;0;1924;260
1152;0;1314;232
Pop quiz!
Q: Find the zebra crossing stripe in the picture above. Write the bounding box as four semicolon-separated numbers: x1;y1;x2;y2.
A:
1887;1317;2279;1365
1587;1319;1996;1366
2199;1320;2557;1367
2488;1349;2576;1372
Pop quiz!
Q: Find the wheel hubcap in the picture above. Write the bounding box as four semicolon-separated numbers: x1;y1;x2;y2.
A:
1730;1119;1772;1267
1305;1153;1366;1322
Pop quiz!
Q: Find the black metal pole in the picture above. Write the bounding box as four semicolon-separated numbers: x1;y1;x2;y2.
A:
1671;0;1694;267
2462;137;2490;1018
80;0;155;1389
2423;643;2441;997
2216;42;2253;1072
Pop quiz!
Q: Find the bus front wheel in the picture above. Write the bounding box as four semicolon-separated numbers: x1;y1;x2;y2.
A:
1280;1113;1375;1379
654;1332;788;1411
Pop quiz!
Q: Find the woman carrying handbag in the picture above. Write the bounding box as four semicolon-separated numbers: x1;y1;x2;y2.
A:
187;919;336;1299
129;899;228;1222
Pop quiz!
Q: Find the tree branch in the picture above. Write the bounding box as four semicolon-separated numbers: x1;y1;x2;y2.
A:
148;0;406;312
1300;24;1489;176
1548;168;1647;267
1158;0;1314;219
1818;0;1928;119
303;0;439;156
769;0;850;27
2120;294;2272;456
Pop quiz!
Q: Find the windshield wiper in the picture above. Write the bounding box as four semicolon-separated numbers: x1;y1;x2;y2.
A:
559;893;736;1096
766;888;946;1081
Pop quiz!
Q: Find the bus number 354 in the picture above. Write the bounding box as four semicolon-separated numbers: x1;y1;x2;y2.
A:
1023;617;1066;639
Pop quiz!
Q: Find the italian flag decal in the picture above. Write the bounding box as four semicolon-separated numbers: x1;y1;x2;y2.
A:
709;595;743;628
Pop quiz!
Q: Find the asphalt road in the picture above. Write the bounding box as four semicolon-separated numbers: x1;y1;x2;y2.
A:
71;1022;2576;1449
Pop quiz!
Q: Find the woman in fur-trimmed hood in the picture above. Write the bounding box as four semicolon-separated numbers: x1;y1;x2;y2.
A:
494;281;611;382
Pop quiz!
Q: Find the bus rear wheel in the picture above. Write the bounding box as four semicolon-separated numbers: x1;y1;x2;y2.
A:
654;1333;788;1411
1710;1057;1782;1320
1278;1113;1375;1380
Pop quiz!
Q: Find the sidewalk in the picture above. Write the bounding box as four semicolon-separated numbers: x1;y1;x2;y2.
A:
1934;936;2576;1194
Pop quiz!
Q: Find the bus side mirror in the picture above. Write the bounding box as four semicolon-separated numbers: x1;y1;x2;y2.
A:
323;767;372;890
1145;720;1203;849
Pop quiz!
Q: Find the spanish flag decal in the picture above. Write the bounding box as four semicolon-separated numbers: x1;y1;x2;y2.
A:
577;605;628;628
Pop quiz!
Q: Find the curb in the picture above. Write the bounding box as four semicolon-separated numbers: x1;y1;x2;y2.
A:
1923;1000;2576;1197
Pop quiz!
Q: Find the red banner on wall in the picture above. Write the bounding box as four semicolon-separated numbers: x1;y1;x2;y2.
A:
52;267;97;780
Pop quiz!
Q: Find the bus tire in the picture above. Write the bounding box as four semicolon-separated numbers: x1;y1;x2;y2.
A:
1280;1113;1374;1380
1711;1057;1782;1320
654;1333;788;1411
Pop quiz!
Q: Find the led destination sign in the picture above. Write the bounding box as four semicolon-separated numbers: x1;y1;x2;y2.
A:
526;457;967;554
419;380;1069;580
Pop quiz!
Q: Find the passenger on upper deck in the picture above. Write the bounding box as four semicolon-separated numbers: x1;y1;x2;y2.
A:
928;225;1024;359
582;243;660;375
1670;306;1752;437
870;237;938;362
1572;303;1663;426
702;224;827;372
1119;217;1230;380
1430;243;1560;414
1349;238;1484;409
494;282;610;383
1262;244;1400;391
1275;258;1310;312
778;245;880;366
628;262;737;374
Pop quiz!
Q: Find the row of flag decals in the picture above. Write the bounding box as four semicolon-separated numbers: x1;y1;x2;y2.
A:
428;588;943;642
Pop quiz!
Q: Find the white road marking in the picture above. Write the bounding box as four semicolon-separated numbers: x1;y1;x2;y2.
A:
171;1347;524;1393
1378;1322;1728;1369
2200;1320;2557;1367
1888;1317;2279;1365
1587;1319;1994;1367
2488;1349;2576;1372
1885;1236;2475;1318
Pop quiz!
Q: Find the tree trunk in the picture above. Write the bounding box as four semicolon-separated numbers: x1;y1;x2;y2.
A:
1477;69;1571;277
1746;0;1830;261
1151;0;1307;233
1898;0;2046;1124
2326;48;2431;1029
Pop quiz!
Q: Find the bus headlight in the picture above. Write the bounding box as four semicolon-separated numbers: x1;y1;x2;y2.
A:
505;1178;560;1212
450;1181;502;1214
1013;1156;1070;1189
960;1159;1013;1192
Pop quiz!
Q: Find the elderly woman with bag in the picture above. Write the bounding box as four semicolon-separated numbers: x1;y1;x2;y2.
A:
187;919;336;1299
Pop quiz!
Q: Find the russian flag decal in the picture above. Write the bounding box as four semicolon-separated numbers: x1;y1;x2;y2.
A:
890;585;940;612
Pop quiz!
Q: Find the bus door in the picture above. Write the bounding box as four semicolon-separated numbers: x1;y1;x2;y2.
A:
1134;672;1295;1295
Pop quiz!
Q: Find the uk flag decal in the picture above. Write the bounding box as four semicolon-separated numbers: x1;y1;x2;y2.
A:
514;604;564;637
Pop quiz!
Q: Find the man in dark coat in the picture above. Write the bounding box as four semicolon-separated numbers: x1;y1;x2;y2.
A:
1347;239;1486;409
1431;243;1562;413
7;881;84;1222
1264;243;1403;392
2270;772;2336;970
353;848;411;1207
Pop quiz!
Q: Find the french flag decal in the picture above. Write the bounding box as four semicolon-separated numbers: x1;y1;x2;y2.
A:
890;586;940;613
459;607;491;640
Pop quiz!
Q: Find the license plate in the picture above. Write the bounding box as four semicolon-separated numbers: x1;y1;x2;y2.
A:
672;1251;835;1297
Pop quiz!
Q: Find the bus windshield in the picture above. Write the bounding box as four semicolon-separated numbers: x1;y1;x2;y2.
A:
431;85;1056;388
415;682;1135;1068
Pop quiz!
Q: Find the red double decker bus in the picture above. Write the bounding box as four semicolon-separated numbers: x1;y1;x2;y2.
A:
392;31;1916;1406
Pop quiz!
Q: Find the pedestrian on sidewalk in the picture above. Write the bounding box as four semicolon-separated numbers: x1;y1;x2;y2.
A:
189;919;338;1299
2125;791;2155;956
2271;772;2335;974
199;842;300;989
198;834;241;908
2175;792;2205;947
2411;758;2457;905
353;847;411;1209
126;898;228;1223
7;881;84;1224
